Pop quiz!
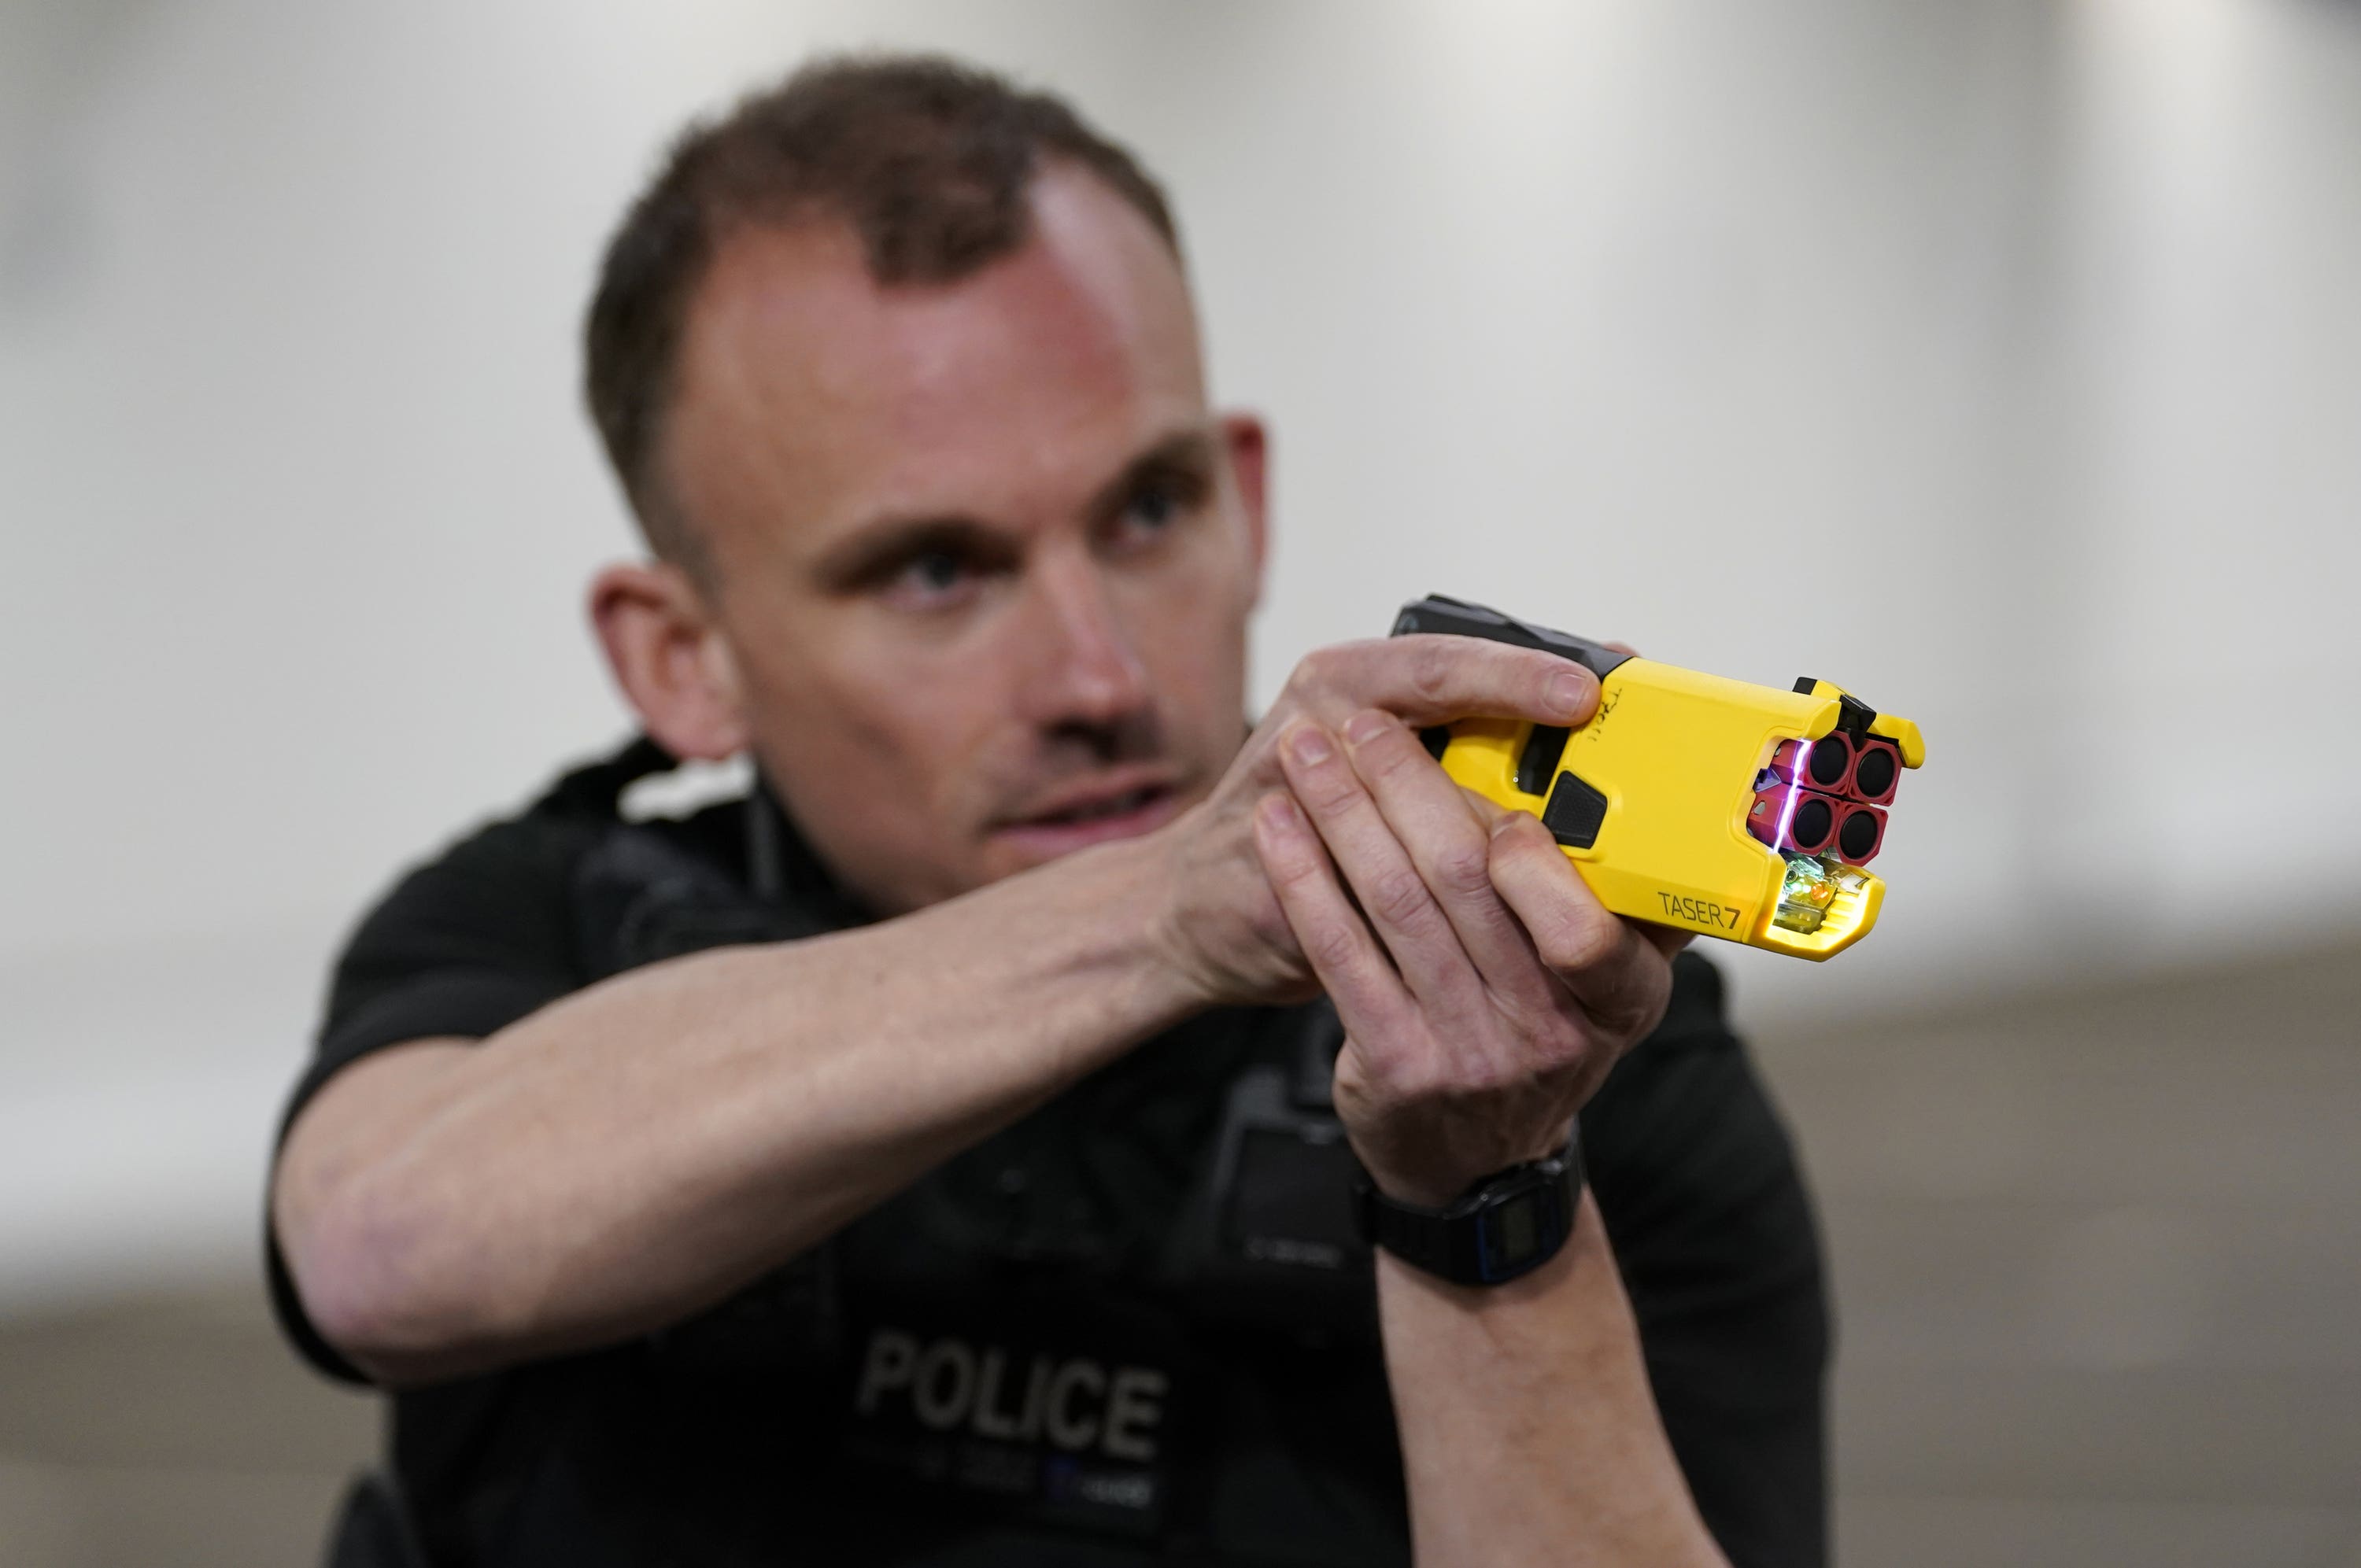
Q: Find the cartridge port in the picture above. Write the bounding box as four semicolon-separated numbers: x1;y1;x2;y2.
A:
1834;801;1886;864
1849;739;1901;805
1748;783;1844;855
1758;728;1900;864
1768;736;1856;794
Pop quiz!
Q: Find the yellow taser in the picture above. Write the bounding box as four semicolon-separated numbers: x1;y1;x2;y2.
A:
1391;596;1926;960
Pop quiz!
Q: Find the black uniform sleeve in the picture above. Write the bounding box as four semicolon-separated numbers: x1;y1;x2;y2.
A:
267;813;597;1383
1580;951;1831;1568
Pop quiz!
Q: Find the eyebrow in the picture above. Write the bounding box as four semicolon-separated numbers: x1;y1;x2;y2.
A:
807;425;1223;591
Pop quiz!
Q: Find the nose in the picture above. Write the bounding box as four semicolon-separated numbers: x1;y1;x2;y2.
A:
1017;549;1154;732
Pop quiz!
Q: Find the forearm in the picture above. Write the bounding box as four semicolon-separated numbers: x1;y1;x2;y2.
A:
278;832;1199;1385
1378;1192;1725;1567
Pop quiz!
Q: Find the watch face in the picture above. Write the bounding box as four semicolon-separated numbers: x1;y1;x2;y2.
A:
1472;1170;1571;1282
1493;1194;1543;1267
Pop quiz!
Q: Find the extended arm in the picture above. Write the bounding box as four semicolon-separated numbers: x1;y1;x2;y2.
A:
274;831;1188;1386
1376;1205;1723;1566
1254;706;1726;1564
275;635;1594;1389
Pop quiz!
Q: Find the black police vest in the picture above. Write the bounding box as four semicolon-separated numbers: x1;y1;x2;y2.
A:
427;769;1413;1566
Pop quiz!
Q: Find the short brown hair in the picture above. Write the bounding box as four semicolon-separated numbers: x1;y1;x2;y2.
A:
584;54;1180;573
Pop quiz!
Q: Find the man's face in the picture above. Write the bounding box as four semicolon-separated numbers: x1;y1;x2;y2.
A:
660;165;1265;915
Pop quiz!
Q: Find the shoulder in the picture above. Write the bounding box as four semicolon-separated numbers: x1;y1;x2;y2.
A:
331;746;650;991
319;739;751;1056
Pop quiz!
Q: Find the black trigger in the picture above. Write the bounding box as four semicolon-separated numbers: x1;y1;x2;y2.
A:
1515;725;1571;796
1541;772;1609;850
1419;725;1452;761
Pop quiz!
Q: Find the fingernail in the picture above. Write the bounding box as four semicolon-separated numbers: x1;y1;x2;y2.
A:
1341;709;1389;747
1257;792;1299;833
1288;725;1334;766
1549;671;1591;718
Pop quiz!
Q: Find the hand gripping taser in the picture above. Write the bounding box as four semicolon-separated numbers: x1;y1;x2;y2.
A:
1390;596;1926;959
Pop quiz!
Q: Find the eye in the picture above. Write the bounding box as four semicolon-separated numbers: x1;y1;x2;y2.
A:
909;548;966;592
1111;470;1205;552
1124;482;1178;533
883;545;980;609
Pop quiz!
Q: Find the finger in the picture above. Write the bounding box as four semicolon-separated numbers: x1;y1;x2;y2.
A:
1302;636;1598;730
1480;785;1687;970
1249;790;1410;1038
1639;924;1694;961
1339;709;1563;1008
1485;812;1672;1035
1467;781;1684;967
1275;719;1483;1010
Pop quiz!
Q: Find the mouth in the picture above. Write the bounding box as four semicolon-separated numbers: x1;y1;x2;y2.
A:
992;777;1186;859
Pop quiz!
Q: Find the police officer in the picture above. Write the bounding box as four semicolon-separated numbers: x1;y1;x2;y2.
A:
268;56;1826;1566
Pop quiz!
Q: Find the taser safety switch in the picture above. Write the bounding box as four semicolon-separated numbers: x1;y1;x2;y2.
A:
1390;595;1927;960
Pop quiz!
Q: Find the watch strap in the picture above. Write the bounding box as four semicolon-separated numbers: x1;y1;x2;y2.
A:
1353;1129;1583;1286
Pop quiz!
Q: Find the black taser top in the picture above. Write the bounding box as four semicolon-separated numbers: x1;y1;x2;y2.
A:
267;739;1829;1567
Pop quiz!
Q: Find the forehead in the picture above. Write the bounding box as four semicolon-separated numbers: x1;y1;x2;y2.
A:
663;164;1206;564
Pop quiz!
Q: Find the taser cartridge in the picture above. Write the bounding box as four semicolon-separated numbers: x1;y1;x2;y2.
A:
1390;595;1926;960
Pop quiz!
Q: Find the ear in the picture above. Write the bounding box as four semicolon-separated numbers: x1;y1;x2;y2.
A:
1219;412;1270;608
588;561;748;761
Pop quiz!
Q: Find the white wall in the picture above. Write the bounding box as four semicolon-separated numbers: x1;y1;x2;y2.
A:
5;0;2359;1308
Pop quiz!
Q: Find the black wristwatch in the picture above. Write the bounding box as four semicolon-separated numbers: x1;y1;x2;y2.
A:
1353;1130;1584;1286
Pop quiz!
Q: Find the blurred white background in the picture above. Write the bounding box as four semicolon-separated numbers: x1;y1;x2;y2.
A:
3;0;2359;1438
8;3;2361;1562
